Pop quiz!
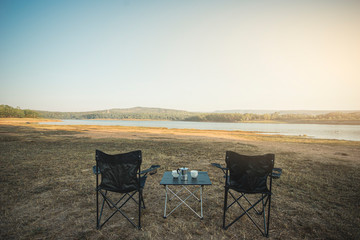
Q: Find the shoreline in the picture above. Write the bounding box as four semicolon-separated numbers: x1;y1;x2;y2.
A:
4;117;359;125
38;118;360;142
65;119;360;125
1;118;359;144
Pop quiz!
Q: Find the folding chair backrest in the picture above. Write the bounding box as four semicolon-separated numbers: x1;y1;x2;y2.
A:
96;150;142;193
225;151;274;193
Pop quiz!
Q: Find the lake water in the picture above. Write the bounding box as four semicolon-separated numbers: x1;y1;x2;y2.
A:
40;119;360;141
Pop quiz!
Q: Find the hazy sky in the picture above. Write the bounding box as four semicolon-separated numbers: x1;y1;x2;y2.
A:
1;0;359;112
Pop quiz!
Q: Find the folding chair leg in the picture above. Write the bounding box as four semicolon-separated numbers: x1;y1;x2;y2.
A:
266;194;272;237
96;188;99;229
96;189;144;229
138;189;143;229
141;191;146;209
121;192;146;210
97;190;108;230
224;191;272;236
223;187;229;229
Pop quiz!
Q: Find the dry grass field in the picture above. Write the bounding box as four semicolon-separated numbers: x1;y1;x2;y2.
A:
1;119;360;239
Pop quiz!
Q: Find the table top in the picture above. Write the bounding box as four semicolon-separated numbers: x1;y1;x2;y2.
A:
160;171;212;185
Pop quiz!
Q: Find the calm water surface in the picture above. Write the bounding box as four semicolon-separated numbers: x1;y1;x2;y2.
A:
41;119;360;141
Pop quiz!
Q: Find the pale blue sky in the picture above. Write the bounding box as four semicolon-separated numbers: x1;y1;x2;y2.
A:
1;0;359;112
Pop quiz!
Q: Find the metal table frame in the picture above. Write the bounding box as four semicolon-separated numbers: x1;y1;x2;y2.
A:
160;171;212;219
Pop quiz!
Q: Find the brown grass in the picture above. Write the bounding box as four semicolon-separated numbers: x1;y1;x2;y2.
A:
0;119;360;239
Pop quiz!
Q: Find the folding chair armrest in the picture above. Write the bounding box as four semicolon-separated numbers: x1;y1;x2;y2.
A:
211;163;227;170
211;163;228;176
92;165;100;174
140;164;160;176
271;168;282;179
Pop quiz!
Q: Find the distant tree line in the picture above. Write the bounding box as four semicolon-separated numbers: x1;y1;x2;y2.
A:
37;110;194;121
184;112;360;122
0;105;39;118
38;110;360;122
1;105;360;123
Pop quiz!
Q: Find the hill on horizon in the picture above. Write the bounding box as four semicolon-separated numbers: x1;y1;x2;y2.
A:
104;107;192;114
36;106;195;120
37;106;360;115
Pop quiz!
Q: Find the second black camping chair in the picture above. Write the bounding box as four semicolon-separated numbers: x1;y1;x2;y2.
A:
212;151;282;237
94;150;160;229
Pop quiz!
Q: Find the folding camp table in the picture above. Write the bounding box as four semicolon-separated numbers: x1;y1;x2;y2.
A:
160;171;212;219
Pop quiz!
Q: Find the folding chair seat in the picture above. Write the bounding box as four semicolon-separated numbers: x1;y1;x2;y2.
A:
212;151;282;237
93;150;160;229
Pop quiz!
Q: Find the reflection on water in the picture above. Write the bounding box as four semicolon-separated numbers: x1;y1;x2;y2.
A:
40;119;360;141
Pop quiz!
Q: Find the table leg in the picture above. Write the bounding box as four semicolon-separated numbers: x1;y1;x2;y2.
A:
163;185;204;219
200;185;204;219
169;186;185;201
164;185;168;218
184;186;200;201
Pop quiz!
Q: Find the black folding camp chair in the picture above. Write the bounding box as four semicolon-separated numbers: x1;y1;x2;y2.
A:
93;150;160;229
212;151;282;237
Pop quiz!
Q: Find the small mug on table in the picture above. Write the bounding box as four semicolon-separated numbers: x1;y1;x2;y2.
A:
172;170;179;178
191;170;198;178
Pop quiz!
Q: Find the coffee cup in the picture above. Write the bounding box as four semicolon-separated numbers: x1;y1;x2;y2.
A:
191;170;198;178
172;170;179;178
